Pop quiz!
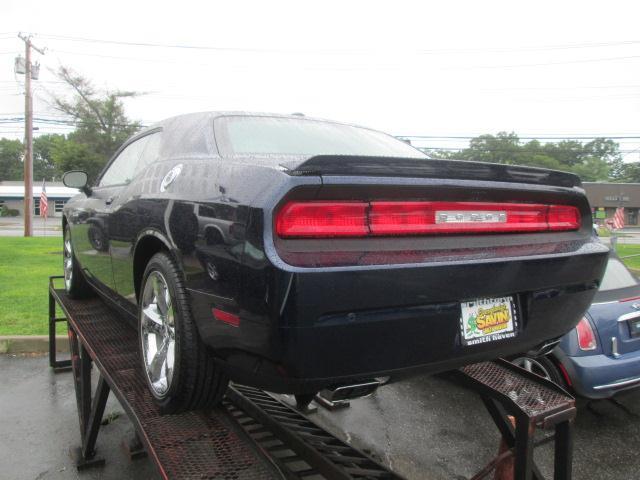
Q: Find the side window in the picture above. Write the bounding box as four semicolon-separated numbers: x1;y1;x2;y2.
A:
98;136;150;187
135;132;162;177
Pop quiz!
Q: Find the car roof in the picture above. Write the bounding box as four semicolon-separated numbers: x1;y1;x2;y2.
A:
145;111;368;132
137;111;395;159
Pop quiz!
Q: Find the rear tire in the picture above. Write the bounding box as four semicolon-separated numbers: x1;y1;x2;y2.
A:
511;354;567;389
63;225;93;299
139;252;228;413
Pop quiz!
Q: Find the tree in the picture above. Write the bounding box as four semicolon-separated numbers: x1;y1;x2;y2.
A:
614;162;640;183
426;132;618;182
0;138;24;181
50;138;104;182
47;66;142;182
33;134;65;181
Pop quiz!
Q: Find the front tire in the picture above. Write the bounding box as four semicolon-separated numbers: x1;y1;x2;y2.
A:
63;225;93;298
139;252;228;413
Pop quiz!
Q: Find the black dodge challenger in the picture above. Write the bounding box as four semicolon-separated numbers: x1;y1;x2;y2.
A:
62;112;609;413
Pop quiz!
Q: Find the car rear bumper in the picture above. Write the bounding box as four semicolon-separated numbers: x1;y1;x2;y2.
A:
556;349;640;399
190;241;608;393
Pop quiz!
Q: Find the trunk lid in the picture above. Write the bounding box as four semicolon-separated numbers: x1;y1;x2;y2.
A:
279;155;581;189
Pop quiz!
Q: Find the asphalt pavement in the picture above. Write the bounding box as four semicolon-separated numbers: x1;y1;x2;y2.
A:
2;354;640;480
0;217;62;237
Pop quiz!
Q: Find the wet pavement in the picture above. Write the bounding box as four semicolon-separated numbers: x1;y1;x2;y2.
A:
2;354;640;480
0;217;62;237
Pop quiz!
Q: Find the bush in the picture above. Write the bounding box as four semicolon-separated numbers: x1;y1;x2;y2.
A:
0;206;19;217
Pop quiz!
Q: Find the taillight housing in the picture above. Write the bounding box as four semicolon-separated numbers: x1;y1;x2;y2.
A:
276;201;368;238
275;201;581;238
576;317;597;351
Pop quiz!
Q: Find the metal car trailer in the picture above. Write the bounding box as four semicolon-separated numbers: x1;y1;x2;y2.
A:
48;276;578;480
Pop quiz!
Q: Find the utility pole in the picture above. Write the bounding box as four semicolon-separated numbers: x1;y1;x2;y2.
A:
17;33;45;237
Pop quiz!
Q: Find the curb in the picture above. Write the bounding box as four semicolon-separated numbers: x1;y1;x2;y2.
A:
0;335;69;354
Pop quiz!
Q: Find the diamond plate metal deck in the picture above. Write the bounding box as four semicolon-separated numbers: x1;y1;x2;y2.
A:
53;289;282;480
51;285;403;480
460;360;574;420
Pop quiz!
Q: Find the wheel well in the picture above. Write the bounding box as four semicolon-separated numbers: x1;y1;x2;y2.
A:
133;236;168;301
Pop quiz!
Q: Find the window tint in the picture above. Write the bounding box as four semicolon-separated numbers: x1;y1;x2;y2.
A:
216;116;427;158
135;132;162;176
599;257;639;291
99;135;151;187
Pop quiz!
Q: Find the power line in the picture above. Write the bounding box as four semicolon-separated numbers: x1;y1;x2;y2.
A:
36;33;640;55
46;46;640;70
0;116;150;128
401;135;640;140
419;146;640;154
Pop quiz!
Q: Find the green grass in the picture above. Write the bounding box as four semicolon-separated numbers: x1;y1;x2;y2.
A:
614;243;640;274
0;237;62;335
2;235;640;336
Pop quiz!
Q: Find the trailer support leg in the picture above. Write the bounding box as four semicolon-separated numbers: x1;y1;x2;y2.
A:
68;326;108;470
82;376;110;459
553;419;573;480
48;278;71;371
122;433;148;461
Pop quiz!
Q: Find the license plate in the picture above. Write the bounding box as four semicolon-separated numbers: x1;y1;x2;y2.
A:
460;296;518;346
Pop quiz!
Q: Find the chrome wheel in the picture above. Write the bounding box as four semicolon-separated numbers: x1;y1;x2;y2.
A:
63;237;73;291
140;271;176;397
512;356;552;381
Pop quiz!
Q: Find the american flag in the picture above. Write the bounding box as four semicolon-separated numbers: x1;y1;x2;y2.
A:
613;207;625;230
40;179;48;218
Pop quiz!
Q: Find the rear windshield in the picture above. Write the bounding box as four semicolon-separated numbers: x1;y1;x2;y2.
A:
599;257;639;292
215;116;427;158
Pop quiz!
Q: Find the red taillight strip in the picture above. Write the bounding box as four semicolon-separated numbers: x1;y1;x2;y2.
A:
276;201;369;238
276;201;581;238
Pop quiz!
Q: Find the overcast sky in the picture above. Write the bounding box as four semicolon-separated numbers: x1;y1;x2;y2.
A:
2;0;640;158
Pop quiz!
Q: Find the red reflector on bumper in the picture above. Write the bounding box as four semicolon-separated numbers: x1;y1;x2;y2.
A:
276;201;581;238
212;308;240;327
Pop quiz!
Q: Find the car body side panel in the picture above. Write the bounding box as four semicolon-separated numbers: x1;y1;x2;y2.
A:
66;186;121;294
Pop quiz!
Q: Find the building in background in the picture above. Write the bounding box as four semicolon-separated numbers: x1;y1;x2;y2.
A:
584;182;640;227
1;179;639;226
0;181;78;218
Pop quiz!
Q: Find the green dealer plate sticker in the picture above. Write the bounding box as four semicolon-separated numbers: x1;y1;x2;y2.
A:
460;296;518;346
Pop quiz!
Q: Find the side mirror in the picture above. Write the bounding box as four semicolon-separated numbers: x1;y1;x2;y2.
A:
63;170;91;195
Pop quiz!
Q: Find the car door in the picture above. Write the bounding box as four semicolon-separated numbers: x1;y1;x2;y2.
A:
71;136;150;295
109;131;163;303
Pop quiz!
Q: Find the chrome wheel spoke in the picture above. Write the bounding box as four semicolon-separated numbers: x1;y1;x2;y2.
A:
63;237;73;289
142;307;164;336
155;281;170;316
140;271;176;397
149;340;168;381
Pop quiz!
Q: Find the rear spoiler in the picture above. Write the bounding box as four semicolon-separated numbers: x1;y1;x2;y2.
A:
279;155;581;189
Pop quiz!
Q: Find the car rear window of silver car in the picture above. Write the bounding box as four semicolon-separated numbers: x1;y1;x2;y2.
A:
599;257;639;291
215;116;427;158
